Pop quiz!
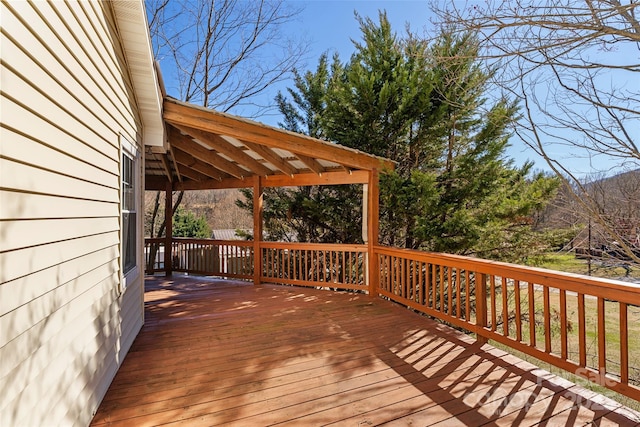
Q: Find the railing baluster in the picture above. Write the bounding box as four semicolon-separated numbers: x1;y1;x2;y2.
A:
406;258;410;299
281;247;286;280
306;249;309;282
263;247;268;278
416;261;419;302
269;247;273;278
418;261;423;304
476;272;488;344
447;266;453;315
391;256;396;294
456;268;462;318
529;282;536;348
502;276;509;337
406;260;411;300
544;286;551;353
413;260;417;302
272;247;276;279
598;296;606;376
389;255;394;293
233;244;237;274
439;265;445;312
332;250;336;284
620;302;628;384
404;259;414;301
490;275;496;331
431;263;436;309
390;256;395;294
402;257;407;298
465;270;471;321
560;289;567;360
514;279;521;342
313;250;318;283
578;292;586;366
327;250;331;283
391;255;395;293
355;252;359;285
323;250;328;283
349;251;353;284
379;254;384;290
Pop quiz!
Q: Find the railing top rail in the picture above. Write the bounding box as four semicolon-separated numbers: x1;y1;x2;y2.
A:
144;237;165;243
260;241;367;251
170;238;254;246
374;245;640;304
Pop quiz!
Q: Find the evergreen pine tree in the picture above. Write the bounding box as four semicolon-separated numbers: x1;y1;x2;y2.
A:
172;207;211;238
240;11;559;261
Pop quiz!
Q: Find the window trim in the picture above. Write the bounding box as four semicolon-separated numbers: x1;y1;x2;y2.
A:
121;135;140;291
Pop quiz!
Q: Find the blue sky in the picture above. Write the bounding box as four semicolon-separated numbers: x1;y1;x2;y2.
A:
268;1;547;171
241;1;436;124
292;1;432;59
153;1;637;176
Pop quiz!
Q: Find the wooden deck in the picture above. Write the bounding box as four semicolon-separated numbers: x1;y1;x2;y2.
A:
91;276;640;426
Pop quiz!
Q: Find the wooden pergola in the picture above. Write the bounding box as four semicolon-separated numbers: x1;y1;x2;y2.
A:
145;97;395;288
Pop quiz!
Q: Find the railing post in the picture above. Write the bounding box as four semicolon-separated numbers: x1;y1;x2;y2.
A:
476;272;488;344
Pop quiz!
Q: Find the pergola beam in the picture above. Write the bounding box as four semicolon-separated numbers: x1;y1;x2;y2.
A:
167;146;183;182
173;123;273;177
159;153;172;182
172;170;370;191
176;164;208;182
164;98;394;172
168;127;250;179
242;140;298;177
294;153;325;175
172;147;227;181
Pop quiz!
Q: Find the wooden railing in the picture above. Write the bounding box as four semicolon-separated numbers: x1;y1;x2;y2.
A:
144;237;640;400
144;238;366;289
144;238;254;280
144;238;165;273
260;242;368;292
374;245;640;401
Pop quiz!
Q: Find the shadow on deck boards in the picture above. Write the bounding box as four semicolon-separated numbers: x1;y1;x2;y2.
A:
91;275;640;426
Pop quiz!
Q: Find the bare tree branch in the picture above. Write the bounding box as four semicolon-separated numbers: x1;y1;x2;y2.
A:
433;0;639;264
147;0;308;116
145;0;309;239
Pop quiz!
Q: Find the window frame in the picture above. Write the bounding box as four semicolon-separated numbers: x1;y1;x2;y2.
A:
121;135;140;291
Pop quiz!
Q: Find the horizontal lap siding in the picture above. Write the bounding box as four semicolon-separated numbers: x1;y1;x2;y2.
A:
1;1;144;426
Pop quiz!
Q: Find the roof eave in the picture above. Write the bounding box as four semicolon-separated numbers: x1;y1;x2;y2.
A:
111;0;165;150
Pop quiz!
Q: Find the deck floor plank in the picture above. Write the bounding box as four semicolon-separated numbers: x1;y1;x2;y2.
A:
91;276;640;426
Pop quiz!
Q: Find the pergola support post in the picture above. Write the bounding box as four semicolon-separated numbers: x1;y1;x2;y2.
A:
164;181;173;276
365;169;380;297
253;176;263;285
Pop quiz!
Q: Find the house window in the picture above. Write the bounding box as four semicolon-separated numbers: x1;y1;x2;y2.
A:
122;149;137;275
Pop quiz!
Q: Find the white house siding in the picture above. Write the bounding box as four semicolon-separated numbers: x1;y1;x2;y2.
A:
1;1;145;425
